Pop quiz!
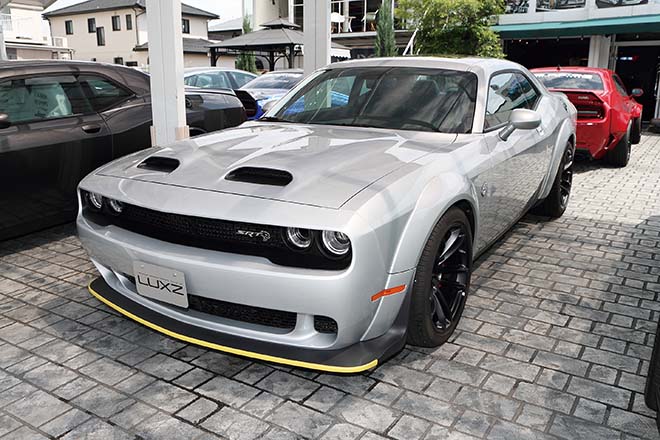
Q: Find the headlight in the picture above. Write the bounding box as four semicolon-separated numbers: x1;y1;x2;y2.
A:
108;198;124;214
87;192;103;210
321;231;351;257
286;227;312;250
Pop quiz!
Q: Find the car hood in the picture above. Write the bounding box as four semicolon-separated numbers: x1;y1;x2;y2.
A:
98;123;457;209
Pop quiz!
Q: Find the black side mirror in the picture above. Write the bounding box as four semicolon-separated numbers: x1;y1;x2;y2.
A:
0;113;11;129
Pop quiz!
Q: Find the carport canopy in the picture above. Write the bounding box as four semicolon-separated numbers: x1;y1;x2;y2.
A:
210;18;350;71
493;14;660;39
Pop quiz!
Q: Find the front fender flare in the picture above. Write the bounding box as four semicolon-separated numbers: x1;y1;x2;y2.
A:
389;173;479;274
539;118;575;200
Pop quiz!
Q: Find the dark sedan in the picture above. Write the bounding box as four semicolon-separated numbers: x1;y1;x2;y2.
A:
0;60;246;241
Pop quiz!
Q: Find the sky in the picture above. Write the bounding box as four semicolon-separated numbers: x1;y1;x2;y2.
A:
45;0;244;23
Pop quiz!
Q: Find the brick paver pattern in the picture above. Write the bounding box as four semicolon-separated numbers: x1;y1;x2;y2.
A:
1;135;660;440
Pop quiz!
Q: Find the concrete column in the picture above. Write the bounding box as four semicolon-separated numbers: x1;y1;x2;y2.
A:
588;35;611;68
0;26;7;61
303;0;330;76
146;0;188;146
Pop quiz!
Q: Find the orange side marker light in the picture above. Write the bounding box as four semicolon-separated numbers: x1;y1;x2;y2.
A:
371;285;406;302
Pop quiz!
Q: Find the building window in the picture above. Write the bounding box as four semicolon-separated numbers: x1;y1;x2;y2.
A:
114;57;124;65
126;14;133;30
112;15;121;31
87;18;95;33
96;27;105;46
65;20;73;35
126;61;138;67
182;18;190;34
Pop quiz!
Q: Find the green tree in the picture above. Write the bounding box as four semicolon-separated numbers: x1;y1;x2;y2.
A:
235;16;257;73
375;0;397;57
397;0;505;58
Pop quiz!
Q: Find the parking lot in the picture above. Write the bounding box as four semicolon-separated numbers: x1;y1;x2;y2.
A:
0;134;658;440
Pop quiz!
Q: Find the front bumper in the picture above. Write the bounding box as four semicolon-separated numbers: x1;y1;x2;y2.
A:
88;277;408;372
76;182;414;372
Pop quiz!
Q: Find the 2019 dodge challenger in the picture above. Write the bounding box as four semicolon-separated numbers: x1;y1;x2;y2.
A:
533;66;643;167
78;58;577;372
0;60;246;240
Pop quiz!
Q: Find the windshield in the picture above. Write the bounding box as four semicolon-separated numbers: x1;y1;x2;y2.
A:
534;72;604;90
243;73;302;90
268;67;477;133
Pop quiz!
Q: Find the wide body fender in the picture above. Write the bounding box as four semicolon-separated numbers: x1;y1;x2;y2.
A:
538;116;575;201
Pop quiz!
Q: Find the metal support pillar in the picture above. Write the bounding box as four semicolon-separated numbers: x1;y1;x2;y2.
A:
303;0;330;76
146;0;188;146
588;35;612;69
0;25;6;61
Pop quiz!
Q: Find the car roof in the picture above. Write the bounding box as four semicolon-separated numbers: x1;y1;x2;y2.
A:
326;56;527;79
184;67;256;74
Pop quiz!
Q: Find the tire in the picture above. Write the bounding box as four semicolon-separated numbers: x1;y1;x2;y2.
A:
645;318;660;411
407;207;473;347
533;142;574;219
631;117;642;145
606;125;631;168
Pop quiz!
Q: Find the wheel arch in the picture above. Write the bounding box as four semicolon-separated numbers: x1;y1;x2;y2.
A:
539;118;576;200
388;174;479;274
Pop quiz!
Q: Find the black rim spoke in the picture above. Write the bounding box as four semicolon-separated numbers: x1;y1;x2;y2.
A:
430;225;471;331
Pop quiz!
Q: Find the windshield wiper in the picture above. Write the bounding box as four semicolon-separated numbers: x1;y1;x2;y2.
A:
259;116;290;123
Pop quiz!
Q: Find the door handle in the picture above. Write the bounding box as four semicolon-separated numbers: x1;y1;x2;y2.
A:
82;124;101;134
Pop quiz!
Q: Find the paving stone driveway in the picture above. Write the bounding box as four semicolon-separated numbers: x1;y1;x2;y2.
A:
1;135;660;440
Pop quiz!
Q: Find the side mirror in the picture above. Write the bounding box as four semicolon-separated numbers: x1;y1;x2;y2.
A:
632;88;644;98
0;113;10;130
260;99;277;114
499;109;541;141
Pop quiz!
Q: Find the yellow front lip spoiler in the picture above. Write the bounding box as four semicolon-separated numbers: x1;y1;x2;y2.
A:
88;283;378;374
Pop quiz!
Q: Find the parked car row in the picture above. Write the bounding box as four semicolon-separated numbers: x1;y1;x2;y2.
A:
0;60;247;241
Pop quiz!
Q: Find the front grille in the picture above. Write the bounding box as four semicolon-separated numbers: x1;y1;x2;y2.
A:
124;274;296;331
84;201;350;270
189;294;297;330
314;315;338;334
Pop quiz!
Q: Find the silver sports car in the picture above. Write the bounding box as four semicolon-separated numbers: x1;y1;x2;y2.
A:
78;57;576;373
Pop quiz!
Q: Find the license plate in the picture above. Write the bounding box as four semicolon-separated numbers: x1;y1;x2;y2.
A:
133;261;188;308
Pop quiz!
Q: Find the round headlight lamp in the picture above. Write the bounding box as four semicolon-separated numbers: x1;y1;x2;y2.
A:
286;227;312;250
321;231;351;257
108;199;124;214
88;192;104;210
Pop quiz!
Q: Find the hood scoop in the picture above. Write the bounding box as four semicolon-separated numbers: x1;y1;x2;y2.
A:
225;167;293;186
137;156;180;173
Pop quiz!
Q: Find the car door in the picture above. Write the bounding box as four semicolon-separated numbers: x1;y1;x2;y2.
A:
78;74;152;159
611;74;636;127
0;74;112;240
481;72;549;241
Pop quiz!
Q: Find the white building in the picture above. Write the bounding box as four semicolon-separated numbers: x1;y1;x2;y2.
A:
0;0;72;60
44;0;218;68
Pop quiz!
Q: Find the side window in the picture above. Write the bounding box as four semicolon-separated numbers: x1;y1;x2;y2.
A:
78;75;132;111
194;72;231;89
0;75;92;124
230;72;256;88
613;75;628;97
485;72;531;129
514;74;540;110
184;75;197;87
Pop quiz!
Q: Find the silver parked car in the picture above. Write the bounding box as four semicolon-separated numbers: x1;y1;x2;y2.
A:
77;58;577;373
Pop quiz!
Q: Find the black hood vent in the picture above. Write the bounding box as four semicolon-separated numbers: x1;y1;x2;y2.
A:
137;157;180;173
225;167;293;186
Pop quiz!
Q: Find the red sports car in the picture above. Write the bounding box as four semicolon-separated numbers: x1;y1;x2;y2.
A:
532;67;643;167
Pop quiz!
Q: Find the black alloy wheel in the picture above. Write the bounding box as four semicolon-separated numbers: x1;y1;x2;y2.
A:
559;145;574;211
430;227;470;332
407;208;473;347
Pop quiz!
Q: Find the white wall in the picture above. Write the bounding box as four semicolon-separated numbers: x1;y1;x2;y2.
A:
5;3;49;44
499;0;660;25
50;8;140;64
50;9;211;67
